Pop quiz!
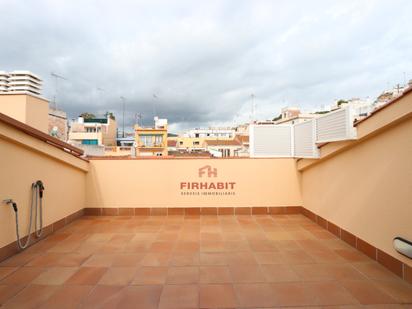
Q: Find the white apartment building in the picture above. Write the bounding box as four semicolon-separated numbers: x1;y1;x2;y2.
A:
68;115;117;147
0;71;42;96
275;107;318;125
0;72;8;92
184;127;235;139
332;98;374;119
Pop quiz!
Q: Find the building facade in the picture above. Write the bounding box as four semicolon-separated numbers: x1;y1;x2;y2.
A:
203;139;243;157
68;115;117;147
134;117;168;156
176;127;236;152
48;108;68;141
0;71;42;96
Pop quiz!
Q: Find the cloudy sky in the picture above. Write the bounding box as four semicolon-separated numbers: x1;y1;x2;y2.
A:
1;0;411;133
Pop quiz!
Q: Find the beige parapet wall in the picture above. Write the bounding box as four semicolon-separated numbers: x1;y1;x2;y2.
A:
298;92;412;268
86;158;303;208
0;120;88;250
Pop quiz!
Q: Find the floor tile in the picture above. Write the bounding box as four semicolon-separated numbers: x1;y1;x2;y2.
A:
82;254;114;267
81;285;124;307
225;252;257;265
292;263;366;281
200;284;237;308
158;285;198;309
108;285;163;309
39;285;93;309
170;253;199;266
0;267;18;281
373;279;412;303
281;249;316;264
111;253;144;267
352;262;401;281
269;282;317;307
132;266;168;285
260;264;301;282
306;281;359;306
0;285;26;306
200;266;232;283
140;253;171;266
341;280;397;304
0;267;44;285
234;283;276;307
65;267;108;285
254;252;283;264
167;266;199;284
2;284;58;309
174;241;200;253
32;267;78;285
98;267;137;285
0;253;40;267
335;248;372;262
229;264;265;282
199;252;227;265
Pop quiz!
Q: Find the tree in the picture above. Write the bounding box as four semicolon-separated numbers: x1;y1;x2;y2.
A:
79;112;96;119
272;114;282;121
105;111;116;120
337;99;348;107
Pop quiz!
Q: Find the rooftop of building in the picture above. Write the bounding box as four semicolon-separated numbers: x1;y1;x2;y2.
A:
0;83;411;307
204;139;242;146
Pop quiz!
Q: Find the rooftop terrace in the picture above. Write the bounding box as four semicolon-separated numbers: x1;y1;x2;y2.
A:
0;88;411;307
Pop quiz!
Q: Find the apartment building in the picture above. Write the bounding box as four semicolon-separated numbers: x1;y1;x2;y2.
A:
176;127;236;152
134;117;168;156
0;71;42;96
275;107;318;125
68;115;117;147
203;138;243;157
0;72;8;92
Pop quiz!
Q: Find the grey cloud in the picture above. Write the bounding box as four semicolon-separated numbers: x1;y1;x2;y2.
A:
1;0;412;132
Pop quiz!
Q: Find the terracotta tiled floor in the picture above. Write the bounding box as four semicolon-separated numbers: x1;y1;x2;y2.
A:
0;214;411;308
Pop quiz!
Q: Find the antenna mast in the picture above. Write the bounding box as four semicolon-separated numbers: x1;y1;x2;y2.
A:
50;72;67;109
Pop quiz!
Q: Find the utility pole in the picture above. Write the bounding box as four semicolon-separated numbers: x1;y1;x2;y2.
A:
251;93;256;123
152;94;158;121
50;72;67;110
120;96;126;138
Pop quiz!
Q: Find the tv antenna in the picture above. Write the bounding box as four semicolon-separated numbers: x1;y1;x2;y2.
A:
135;113;142;126
50;72;68;109
152;94;158;120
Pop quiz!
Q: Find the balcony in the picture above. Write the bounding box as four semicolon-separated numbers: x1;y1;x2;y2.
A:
0;88;411;307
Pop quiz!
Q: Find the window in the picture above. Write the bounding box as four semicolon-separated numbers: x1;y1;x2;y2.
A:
193;141;200;146
82;139;98;145
139;135;153;147
179;141;183;145
86;127;97;133
154;135;163;146
195;133;199;138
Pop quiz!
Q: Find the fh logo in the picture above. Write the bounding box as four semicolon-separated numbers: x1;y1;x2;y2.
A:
198;165;217;178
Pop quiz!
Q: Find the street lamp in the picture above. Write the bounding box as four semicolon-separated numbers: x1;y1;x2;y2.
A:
120;96;126;138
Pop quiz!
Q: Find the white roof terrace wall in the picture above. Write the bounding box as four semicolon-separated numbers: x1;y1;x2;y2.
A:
250;106;357;158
